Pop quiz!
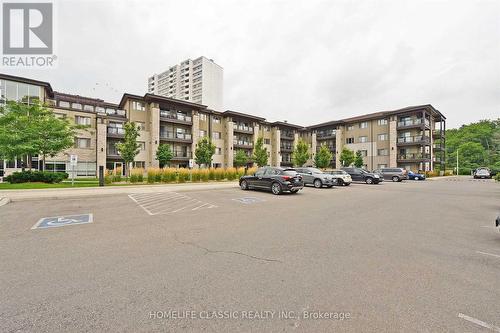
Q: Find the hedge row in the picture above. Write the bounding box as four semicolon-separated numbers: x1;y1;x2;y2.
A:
4;170;69;183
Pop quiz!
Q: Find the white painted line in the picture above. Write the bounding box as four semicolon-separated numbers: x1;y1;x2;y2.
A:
134;193;185;205
458;313;500;332
480;226;496;228
192;203;210;211
476;251;500;259
128;195;154;215
170;199;202;213
130;192;175;201
140;196;186;209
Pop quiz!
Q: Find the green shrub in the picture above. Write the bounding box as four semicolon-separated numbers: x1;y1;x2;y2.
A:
4;170;68;184
494;173;500;182
130;174;138;183
147;168;156;183
208;168;215;180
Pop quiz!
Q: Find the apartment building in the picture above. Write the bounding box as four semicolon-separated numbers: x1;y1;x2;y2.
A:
147;56;223;110
0;74;446;178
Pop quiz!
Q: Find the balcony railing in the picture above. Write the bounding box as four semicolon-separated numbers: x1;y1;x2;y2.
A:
433;143;443;150
233;140;253;147
172;151;192;158
106;109;126;117
280;145;293;151
234;125;254;133
317;130;336;139
397;135;430;144
107;147;120;156
397;153;431;161
107;127;125;135
160;110;192;123
316;145;335;152
433;130;443;137
160;131;192;141
397;118;430;128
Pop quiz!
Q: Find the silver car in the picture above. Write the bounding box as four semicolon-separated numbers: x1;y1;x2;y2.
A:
295;167;335;188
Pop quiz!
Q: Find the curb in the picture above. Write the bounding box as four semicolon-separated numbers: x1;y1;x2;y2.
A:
0;197;11;207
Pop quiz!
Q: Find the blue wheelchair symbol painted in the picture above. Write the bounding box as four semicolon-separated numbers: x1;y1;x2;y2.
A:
32;214;93;229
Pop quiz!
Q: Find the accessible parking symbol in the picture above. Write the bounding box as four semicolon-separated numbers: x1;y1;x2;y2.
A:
32;214;93;230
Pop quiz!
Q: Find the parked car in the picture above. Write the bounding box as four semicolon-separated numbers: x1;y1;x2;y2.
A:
407;171;426;180
239;167;304;195
341;167;382;184
372;167;408;182
474;168;491;179
295;167;335;188
325;170;352;186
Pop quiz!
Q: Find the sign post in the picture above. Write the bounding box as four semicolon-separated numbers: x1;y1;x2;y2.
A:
70;155;78;186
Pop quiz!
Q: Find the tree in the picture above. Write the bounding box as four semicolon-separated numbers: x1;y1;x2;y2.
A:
339;147;355;167
354;150;364;168
234;149;249;167
156;143;173;168
0;101;79;170
194;136;216;167
292;139;309;167
315;144;333;169
252;137;268;167
116;122;141;178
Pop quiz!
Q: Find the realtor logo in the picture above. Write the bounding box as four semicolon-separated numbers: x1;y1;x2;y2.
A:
2;1;56;67
2;2;53;54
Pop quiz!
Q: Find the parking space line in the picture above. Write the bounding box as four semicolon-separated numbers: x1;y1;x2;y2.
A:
458;313;500;332
140;196;188;209
128;192;216;215
476;251;500;259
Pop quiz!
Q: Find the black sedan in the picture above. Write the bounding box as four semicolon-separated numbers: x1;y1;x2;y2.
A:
341;167;383;184
239;167;304;195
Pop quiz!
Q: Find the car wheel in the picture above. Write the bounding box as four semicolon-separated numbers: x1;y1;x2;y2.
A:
365;177;373;184
240;180;249;190
392;176;399;182
290;189;299;194
271;182;282;195
313;179;323;188
337;179;344;186
344;182;350;186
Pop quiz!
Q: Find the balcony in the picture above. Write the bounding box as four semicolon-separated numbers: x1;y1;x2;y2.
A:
107;127;125;137
159;110;192;125
433;143;443;151
397;153;431;162
396;135;430;146
160;131;193;143
316;145;335;152
397;118;430;129
105;109;126;117
172;151;192;160
233;140;253;149
433;130;443;138
281;131;294;140
233;124;254;134
107;147;121;158
316;130;336;140
433;156;444;163
280;145;293;152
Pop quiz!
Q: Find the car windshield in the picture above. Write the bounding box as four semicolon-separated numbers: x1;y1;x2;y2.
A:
309;168;323;174
359;169;368;174
283;169;298;176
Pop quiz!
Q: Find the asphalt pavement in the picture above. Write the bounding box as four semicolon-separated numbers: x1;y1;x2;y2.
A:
1;178;499;332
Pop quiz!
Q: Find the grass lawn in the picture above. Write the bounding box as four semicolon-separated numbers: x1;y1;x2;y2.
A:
0;182;100;189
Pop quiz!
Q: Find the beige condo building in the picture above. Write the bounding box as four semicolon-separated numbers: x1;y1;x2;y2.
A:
0;74;446;178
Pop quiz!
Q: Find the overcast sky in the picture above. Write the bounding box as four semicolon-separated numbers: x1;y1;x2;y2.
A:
5;0;500;128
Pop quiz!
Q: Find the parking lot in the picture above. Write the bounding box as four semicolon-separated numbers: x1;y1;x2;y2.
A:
1;178;499;332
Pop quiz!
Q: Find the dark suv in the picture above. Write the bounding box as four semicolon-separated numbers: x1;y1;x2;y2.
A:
239;167;304;195
341;167;382;184
373;168;408;182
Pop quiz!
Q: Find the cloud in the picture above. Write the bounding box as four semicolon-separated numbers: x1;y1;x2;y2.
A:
3;0;499;128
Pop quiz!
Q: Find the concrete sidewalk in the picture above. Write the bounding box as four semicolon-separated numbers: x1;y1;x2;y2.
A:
0;182;239;202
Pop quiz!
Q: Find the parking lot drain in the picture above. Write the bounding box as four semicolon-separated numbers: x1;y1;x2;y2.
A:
32;214;93;229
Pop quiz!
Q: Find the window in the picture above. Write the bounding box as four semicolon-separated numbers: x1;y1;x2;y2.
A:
83;105;94;112
360;122;368;129
216;147;222;155
133;161;145;169
378;149;389;156
212;131;221;140
96;106;105;113
58;100;70;108
72;103;82;110
378;164;387;169
138;141;146;150
75;138;91;149
378;133;388;141
264;138;271;145
359;150;368;157
359;136;368;143
75;116;91;126
213;116;221;124
132;101;145;111
378;119;388;126
346;137;354;144
54;112;66;119
199;130;207;137
347;125;354;131
200;113;207;121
